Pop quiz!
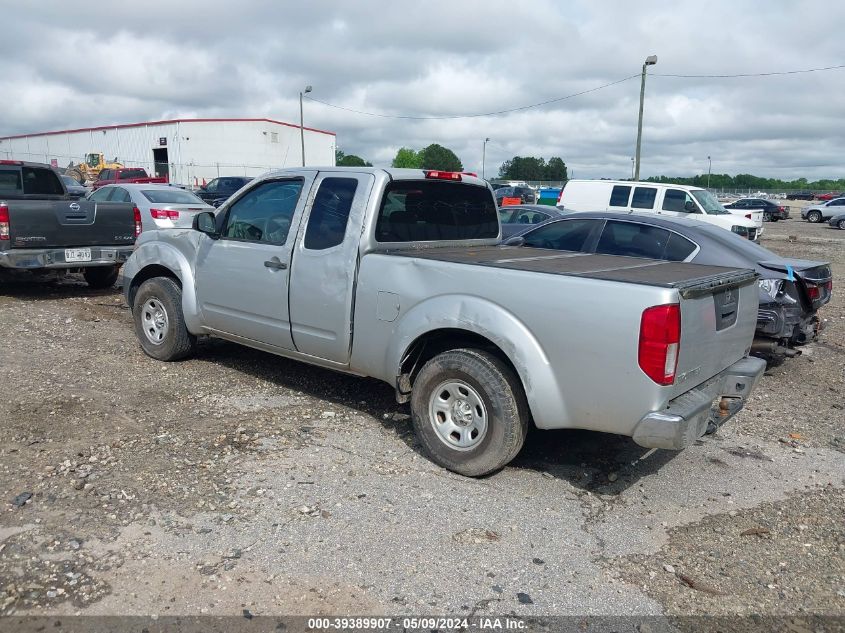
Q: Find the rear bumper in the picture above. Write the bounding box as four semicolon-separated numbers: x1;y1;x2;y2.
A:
0;246;134;270
631;356;766;450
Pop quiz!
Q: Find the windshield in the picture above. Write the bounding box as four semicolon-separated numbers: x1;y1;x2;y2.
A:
692;190;729;215
141;188;204;204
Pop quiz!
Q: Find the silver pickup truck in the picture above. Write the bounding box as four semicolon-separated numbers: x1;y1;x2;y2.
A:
123;168;766;476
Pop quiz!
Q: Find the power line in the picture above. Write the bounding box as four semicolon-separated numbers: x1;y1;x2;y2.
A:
653;63;845;78
304;74;640;120
305;62;845;120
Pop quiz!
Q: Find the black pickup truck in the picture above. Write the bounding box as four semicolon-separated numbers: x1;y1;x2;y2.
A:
0;160;139;288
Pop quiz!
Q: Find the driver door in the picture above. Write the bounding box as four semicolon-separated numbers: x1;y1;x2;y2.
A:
194;174;316;350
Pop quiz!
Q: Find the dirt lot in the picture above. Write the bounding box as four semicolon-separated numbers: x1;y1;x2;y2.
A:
0;216;843;627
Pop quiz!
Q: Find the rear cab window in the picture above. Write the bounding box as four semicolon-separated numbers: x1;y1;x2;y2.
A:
375;181;498;242
0;168;23;194
119;169;147;180
21;167;64;196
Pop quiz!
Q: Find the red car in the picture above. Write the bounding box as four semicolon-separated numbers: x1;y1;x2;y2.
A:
92;167;168;190
815;191;841;201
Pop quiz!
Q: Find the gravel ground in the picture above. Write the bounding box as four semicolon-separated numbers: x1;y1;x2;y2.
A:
0;218;843;624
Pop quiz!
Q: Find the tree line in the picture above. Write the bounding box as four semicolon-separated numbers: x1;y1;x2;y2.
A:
645;173;845;191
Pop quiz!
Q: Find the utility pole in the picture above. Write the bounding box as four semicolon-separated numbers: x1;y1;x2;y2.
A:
482;138;490;179
634;55;657;181
707;155;712;190
300;85;312;167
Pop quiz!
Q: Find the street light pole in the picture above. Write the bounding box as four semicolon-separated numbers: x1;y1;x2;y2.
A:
707;155;712;190
630;157;635;180
300;85;312;167
482;137;490;179
633;55;657;181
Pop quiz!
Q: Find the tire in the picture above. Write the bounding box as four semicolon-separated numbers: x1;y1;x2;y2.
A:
83;265;119;289
66;168;85;185
806;210;822;223
838;219;845;230
763;212;771;222
410;348;529;476
132;277;196;361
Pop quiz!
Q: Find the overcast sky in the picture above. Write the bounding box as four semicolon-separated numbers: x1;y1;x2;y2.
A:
2;0;843;180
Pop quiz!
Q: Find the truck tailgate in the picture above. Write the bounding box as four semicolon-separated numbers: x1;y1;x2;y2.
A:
8;200;136;248
669;269;759;399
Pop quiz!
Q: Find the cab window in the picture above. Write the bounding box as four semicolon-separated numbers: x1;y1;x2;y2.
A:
303;177;358;250
222;179;303;244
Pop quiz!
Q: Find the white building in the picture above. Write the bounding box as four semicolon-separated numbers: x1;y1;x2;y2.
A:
0;118;336;186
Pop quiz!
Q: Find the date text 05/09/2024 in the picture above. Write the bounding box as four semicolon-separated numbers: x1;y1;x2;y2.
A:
307;617;527;630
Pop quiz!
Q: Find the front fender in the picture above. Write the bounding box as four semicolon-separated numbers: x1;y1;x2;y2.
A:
386;294;566;429
123;239;202;333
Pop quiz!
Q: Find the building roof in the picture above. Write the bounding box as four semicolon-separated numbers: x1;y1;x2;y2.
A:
0;117;336;141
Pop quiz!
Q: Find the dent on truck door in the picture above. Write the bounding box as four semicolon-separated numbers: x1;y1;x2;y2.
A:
288;173;374;363
194;176;314;349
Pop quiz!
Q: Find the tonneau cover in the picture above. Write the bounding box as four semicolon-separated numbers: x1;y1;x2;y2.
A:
383;245;757;296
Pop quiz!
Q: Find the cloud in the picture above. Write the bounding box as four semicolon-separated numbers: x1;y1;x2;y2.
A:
1;0;843;179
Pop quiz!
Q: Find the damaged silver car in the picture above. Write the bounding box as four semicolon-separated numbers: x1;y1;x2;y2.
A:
506;212;832;358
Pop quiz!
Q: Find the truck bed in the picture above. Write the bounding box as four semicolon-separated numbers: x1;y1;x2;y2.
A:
381;245;758;295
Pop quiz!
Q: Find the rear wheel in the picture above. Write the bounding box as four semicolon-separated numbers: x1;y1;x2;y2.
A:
806;210;823;223
762;212;772;222
83;265;119;289
838;219;845;230
132;277;196;361
410;348;529;476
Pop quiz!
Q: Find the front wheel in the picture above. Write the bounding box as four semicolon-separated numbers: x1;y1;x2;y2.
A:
763;212;771;222
806;210;823;223
410;348;529;476
83;265;119;289
132;277;196;361
838;219;845;230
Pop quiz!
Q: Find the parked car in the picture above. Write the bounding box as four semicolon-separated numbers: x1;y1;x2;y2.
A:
0;160;138;288
195;176;253;207
828;214;845;230
495;185;537;206
498;204;568;238
786;191;815;201
505;212;832;357
122;167;765;476
87;184;214;232
801;198;845;223
60;174;89;199
815;191;841;201
92;168;168;190
557;180;762;240
723;198;789;222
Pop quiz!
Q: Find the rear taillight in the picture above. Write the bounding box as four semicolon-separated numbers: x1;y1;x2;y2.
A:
0;202;9;240
638;304;681;385
149;208;180;220
133;206;142;237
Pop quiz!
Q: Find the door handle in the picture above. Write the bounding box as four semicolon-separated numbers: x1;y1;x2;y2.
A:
264;259;287;270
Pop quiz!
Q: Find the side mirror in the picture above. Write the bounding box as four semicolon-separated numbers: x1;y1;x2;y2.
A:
193;211;218;237
503;236;525;247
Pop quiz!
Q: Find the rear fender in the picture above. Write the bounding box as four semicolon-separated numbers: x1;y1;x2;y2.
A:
386;295;564;429
124;241;201;332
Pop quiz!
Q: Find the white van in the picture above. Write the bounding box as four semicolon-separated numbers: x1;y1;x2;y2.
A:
557;180;763;241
